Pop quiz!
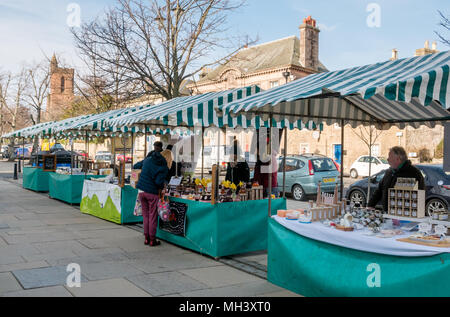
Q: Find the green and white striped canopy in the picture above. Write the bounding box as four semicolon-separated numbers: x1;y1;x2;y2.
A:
222;50;450;129
105;86;321;132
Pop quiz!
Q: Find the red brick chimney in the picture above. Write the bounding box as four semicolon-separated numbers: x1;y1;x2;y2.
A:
299;16;320;71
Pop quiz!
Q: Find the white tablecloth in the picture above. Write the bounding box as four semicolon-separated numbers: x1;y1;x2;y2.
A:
273;216;450;257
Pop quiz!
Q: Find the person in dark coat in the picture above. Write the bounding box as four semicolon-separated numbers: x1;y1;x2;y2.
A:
225;154;250;187
133;141;168;246
368;146;425;212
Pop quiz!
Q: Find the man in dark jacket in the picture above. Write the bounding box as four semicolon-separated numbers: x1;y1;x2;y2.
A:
225;154;250;187
133;141;168;246
368;146;425;212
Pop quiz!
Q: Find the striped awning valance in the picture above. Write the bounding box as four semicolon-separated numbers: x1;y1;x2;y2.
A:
221;50;450;128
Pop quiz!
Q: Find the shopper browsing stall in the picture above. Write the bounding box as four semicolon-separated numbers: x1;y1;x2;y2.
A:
133;141;169;246
368;146;425;212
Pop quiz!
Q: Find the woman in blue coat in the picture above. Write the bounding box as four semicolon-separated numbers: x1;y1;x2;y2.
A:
133;141;168;246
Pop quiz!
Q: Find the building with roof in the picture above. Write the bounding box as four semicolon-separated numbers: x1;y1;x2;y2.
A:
189;16;327;94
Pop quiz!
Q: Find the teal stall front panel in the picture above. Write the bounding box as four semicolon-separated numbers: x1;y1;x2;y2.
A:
156;198;286;258
121;185;143;224
157;198;219;257
216;198;286;256
48;174;106;204
267;218;450;297
22;167;52;192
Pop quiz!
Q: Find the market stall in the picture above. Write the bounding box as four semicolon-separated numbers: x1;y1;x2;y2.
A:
80;179;142;224
22;166;53;192
267;216;449;297
156;196;286;258
220;50;450;296
48;173;107;204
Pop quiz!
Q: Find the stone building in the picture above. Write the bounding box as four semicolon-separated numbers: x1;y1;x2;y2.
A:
45;54;75;121
189;16;327;94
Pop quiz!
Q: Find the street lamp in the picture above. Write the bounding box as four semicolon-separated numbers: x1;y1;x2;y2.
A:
282;71;291;84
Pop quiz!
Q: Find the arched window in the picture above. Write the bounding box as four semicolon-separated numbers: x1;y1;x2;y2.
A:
61;77;65;93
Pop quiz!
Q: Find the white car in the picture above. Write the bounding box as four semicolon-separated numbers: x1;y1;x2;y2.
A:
349;155;390;178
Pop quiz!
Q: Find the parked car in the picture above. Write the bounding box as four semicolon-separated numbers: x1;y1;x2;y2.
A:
49;143;65;153
14;147;31;159
1;145;9;159
345;164;450;215
276;154;341;201
349;155;390;178
95;152;112;163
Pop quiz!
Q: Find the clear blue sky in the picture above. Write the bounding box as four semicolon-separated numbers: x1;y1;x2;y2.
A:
0;0;448;74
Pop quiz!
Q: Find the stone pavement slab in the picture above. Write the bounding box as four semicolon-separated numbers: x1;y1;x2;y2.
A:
77;261;146;281
65;278;152;297
126;272;209;296
2;285;73;297
178;280;285;297
179;265;261;288
0;261;49;273
12;265;88;289
0;272;23;295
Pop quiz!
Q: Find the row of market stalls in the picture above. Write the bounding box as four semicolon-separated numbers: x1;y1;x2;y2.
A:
3;50;450;296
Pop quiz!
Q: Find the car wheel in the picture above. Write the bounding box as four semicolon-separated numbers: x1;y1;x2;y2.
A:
349;189;366;207
292;184;306;201
426;198;447;217
350;169;358;178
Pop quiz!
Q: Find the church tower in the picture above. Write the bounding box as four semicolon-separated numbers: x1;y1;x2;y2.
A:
46;54;75;120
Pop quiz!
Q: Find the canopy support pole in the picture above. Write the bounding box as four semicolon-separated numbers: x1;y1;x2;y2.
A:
85;131;88;178
340;119;344;201
70;138;74;175
282;127;287;198
201;126;205;179
144;125;148;157
268;115;273;217
367;120;373;205
131;131;134;166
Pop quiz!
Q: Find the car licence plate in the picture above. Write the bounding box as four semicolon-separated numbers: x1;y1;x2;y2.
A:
322;178;336;183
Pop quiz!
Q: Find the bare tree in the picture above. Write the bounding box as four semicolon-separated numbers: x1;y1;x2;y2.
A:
72;0;249;101
2;68;32;160
0;71;12;139
23;61;50;154
351;124;383;203
435;10;450;47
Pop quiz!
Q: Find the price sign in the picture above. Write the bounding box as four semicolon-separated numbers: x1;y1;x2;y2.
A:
418;222;432;235
434;224;448;236
42;155;57;171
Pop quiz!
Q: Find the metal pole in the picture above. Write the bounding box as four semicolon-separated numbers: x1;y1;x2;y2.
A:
282;127;287;198
367;122;373;205
85;131;88;178
71;138;74;175
131;132;134;166
340;119;344;201
201;126;205;179
22;137;25;171
144;125;148;157
268;115;273;217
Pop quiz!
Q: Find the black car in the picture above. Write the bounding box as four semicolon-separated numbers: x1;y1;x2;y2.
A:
346;164;450;215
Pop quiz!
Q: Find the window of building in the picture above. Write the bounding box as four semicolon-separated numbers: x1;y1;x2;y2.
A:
270;81;279;88
299;143;309;154
61;77;65;93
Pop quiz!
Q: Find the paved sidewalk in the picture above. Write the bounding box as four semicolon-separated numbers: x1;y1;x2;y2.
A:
0;178;300;297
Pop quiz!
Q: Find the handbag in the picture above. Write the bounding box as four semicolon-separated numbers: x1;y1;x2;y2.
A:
158;190;170;222
133;190;143;217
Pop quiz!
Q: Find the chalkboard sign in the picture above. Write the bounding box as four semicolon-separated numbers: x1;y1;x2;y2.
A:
159;201;187;236
42;154;57;171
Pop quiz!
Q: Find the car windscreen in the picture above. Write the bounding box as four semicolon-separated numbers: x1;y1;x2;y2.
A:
311;158;337;172
424;167;450;184
379;157;388;164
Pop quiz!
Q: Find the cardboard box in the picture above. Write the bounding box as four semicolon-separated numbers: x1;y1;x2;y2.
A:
130;169;141;189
